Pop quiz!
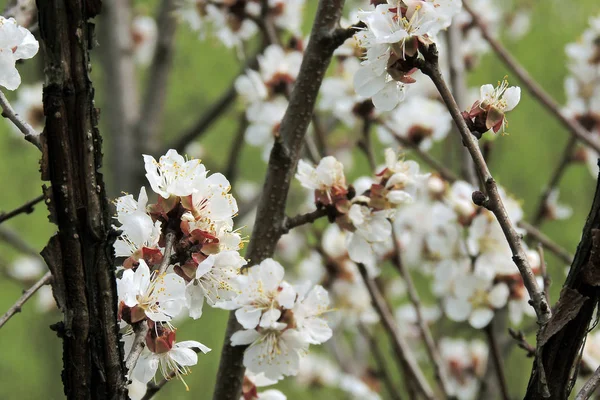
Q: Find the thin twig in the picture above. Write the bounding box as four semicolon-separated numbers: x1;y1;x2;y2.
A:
380;120;460;183
0;226;41;257
282;208;329;234
136;0;179;155
0;271;52;329
0;195;45;224
518;220;573;265
0;90;41;150
532;137;577;227
463;1;600;154
446;21;478;187
357;263;435;400
485;323;510;400
124;321;150;373
508;328;536;357
224;114;248;184
358;323;404;400
420;47;551;325
391;228;450;398
158;231;176;275
359;118;376;172
171;84;237;153
538;243;551;305
576;364;600;400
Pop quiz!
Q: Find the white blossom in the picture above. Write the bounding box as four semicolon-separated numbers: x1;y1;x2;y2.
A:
143;149;207;198
0;16;38;90
440;337;488;400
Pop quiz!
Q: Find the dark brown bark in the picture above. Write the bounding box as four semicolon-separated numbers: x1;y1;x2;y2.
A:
211;2;347;399
524;166;600;399
36;1;127;399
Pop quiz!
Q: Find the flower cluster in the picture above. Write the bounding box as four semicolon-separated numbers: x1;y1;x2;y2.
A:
352;0;462;111
177;0;305;52
115;149;243;387
230;259;332;380
113;150;333;395
235;44;303;158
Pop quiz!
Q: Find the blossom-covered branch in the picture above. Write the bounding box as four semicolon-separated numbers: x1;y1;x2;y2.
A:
419;47;551;325
212;2;348;398
0;270;51;329
462;1;600;153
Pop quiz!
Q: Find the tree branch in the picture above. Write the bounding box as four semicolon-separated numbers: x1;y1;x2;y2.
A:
136;0;178;156
531;137;577;227
0;194;45;224
420;48;550;325
463;1;600;154
98;0;139;193
281;208;329;234
124;321;150;373
391;228;450;397
576;364;600;400
212;2;349;398
518;220;573;265
0;225;41;257
0;90;41;150
357;263;435;400
0;271;52;329
358;323;404;400
485;323;510;400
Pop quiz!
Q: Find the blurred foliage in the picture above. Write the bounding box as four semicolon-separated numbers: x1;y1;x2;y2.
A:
0;0;599;399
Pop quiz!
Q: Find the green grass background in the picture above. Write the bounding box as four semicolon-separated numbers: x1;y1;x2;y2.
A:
0;0;599;398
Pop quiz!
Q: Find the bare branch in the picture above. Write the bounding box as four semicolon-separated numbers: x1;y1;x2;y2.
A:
136;0;178;155
463;1;600;154
0;225;40;257
224;114;248;184
0;271;52;329
171;84;237;153
508;328;536;358
485;323;510;400
576;365;600;400
538;243;551;305
0;90;41;150
98;0;139;192
282;208;329;234
124;322;150;373
358;323;405;400
391;228;450;397
518;220;573;265
357;263;435;400
0;194;45;224
420;48;550;325
358;118;376;172
532;137;577;227
446;21;478;187
157;231;176;275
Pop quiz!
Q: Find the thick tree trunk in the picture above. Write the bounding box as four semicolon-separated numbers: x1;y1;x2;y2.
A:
36;1;127;399
525;166;600;399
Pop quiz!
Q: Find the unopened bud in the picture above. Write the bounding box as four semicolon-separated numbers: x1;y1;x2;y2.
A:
472;191;488;207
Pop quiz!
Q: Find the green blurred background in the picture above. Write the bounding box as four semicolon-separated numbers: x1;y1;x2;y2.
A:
0;0;599;399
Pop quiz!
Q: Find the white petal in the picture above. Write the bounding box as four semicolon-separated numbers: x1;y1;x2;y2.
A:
235;306;263;329
353;66;386;98
469;308;494;329
502;86;521;111
231;329;261;346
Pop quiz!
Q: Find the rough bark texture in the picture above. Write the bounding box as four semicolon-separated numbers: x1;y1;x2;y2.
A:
525;166;600;399
36;1;127;399
211;1;346;399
